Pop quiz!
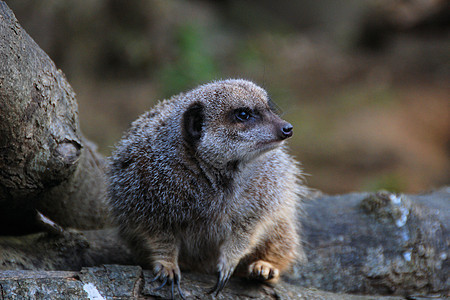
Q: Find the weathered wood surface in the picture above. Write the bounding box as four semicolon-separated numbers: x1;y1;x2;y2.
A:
294;188;449;297
0;1;107;234
0;265;406;300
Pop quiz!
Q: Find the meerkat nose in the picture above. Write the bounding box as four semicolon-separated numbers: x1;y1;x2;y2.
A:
280;123;293;139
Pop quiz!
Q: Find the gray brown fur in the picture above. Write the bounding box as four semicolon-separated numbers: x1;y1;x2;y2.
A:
108;79;307;295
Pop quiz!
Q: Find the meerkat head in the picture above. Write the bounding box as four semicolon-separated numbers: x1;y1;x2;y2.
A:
182;79;293;168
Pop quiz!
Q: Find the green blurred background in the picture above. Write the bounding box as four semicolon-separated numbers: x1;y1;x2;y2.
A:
7;0;449;194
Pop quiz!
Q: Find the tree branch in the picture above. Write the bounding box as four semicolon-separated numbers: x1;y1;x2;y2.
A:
0;1;107;234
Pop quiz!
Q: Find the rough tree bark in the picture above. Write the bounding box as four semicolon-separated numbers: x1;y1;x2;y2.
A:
0;2;448;299
294;188;449;297
0;1;107;234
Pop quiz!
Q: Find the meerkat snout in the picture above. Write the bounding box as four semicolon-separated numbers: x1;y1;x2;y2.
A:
279;122;294;140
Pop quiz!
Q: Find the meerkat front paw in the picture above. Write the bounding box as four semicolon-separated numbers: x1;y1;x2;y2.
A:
248;260;280;282
150;262;185;299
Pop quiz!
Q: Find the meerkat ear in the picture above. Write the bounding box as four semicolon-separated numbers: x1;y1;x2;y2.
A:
183;102;204;145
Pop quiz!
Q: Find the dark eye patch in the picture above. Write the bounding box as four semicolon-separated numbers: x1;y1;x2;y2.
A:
231;107;259;123
236;109;251;121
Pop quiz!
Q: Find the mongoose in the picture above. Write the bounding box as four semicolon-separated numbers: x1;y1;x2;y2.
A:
108;79;307;298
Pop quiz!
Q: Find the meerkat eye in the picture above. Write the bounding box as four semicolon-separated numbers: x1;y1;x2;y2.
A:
235;109;252;122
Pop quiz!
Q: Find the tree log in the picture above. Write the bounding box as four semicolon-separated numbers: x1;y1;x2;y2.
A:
0;265;407;300
0;1;107;234
0;189;448;298
294;188;449;297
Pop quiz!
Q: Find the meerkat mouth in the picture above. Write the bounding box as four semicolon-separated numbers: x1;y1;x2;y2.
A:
255;139;284;153
239;140;283;164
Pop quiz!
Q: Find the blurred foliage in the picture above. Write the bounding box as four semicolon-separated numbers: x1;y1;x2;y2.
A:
363;172;407;193
7;0;449;193
158;23;219;97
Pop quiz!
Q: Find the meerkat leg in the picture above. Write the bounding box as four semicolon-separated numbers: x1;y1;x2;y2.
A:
209;234;251;295
143;234;186;299
247;219;301;283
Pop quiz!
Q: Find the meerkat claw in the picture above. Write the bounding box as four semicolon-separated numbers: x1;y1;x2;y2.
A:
177;284;186;300
149;267;185;299
208;269;233;296
153;276;168;291
149;273;161;283
173;273;186;300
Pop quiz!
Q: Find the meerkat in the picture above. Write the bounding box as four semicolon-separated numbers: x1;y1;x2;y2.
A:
108;79;307;298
